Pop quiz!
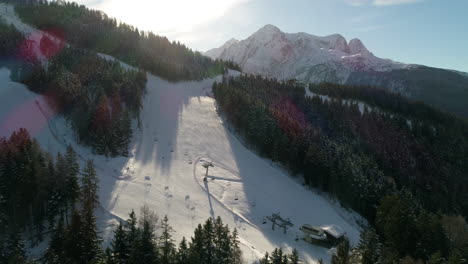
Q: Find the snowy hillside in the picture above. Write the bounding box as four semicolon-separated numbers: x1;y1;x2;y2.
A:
0;65;364;264
0;5;363;263
205;24;408;84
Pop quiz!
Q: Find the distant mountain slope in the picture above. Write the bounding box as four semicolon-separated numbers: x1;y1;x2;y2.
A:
206;24;468;119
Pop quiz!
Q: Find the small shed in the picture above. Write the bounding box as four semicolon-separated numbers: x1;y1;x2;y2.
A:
300;224;345;247
321;224;345;242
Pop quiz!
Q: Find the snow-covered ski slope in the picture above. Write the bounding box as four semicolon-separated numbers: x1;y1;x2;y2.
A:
0;5;363;263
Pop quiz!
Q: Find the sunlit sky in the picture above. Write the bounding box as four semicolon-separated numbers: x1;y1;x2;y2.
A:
76;0;468;72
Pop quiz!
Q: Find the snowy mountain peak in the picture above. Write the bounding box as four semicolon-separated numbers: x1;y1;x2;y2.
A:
225;38;239;46
248;24;286;43
205;38;239;59
326;34;350;53
205;24;409;83
256;24;282;34
348;38;370;55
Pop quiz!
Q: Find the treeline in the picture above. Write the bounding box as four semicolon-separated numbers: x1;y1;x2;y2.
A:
0;128;101;264
0;17;24;59
309;82;468;126
259;248;301;264
0;129;80;242
102;213;243;264
1;17;146;156
330;221;466;264
14;44;147;156
213;75;468;262
10;0;240;81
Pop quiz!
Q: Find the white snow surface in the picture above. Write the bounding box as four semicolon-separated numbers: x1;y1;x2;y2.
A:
0;6;364;263
205;24;409;84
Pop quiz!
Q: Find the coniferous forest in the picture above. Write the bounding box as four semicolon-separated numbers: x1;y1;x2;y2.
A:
214;75;468;263
9;0;239;81
1;14;146;156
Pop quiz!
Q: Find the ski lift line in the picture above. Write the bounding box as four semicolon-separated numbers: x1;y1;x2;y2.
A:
192;156;259;230
266;213;294;234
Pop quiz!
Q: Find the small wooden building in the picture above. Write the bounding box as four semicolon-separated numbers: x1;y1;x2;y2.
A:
300;224;345;247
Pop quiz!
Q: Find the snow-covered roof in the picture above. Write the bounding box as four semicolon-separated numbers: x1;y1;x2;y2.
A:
320;224;345;239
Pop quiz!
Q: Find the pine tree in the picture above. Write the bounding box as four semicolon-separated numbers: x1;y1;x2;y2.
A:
81;160;99;211
3;233;31;264
159;215;176;264
120;110;133;157
331;239;350;264
54;152;67;217
202;218;215;264
376;193;418;257
213;216;230;263
260;252;271;264
271;248;284;264
80;160;102;263
354;228;381;264
131;219;158;264
43;218;66;264
229;228;242;264
126;210;139;258
188;224;204;264
447;250;463;264
289;248;299;264
176;237;189;264
64;145;80;214
427;252;446;264
110;221;130;263
105;248;115;264
64;211;86;263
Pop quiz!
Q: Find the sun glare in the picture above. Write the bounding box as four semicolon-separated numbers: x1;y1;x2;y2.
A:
86;0;248;33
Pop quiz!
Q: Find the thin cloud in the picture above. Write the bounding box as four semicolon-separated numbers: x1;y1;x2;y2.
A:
374;0;423;5
344;0;423;6
345;0;370;6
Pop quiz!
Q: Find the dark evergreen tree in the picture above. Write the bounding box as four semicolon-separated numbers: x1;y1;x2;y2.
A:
80;160;102;263
260;252;271;264
2;233;32;264
201;218;215;264
130;219;158;264
270;248;285;264
354;228;381;264
126;210;139;256
188;224;204;264
213;216;230;263
176;237;189;264
64;145;80;214
64;211;86;263
110;221;130;263
331;239;350;264
43;218;66;264
289;248;299;264
159;215;176;264
229;228;242;264
376;193;418;257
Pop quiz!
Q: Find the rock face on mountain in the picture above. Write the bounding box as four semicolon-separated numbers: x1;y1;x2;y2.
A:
206;24;468;119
